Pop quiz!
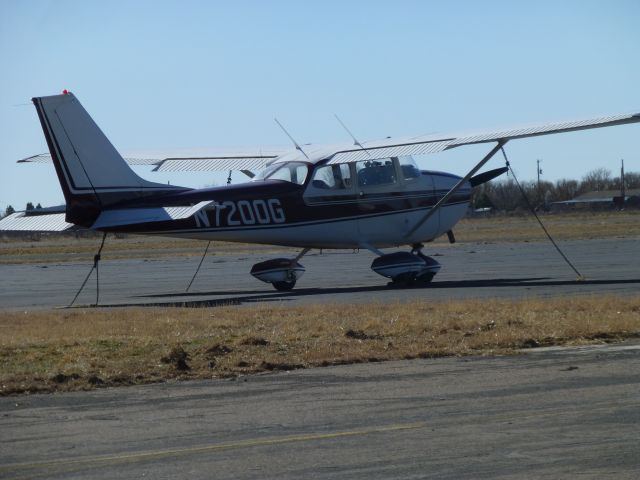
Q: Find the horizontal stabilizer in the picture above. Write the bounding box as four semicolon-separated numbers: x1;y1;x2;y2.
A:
0;212;74;232
91;201;214;229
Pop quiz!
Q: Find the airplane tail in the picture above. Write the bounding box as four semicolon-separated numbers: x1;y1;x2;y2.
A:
32;92;184;227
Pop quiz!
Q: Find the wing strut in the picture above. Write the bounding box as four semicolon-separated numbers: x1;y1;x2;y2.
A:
405;140;507;238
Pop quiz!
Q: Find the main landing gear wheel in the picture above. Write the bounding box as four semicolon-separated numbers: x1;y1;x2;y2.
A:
272;280;297;291
370;244;441;287
250;248;310;291
388;270;437;287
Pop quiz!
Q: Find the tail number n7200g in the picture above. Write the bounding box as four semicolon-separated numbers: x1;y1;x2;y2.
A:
198;199;286;227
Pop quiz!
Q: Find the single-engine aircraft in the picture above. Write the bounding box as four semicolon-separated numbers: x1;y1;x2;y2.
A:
6;91;640;290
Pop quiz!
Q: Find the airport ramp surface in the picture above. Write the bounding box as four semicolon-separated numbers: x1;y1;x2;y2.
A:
1;342;639;479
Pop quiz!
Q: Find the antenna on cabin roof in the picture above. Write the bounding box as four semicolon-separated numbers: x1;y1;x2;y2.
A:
334;114;371;157
274;118;309;159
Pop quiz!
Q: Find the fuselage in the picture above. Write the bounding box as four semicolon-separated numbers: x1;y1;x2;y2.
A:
102;157;471;249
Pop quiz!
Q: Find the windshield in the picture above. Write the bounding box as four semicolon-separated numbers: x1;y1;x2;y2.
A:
254;162;309;185
398;156;421;180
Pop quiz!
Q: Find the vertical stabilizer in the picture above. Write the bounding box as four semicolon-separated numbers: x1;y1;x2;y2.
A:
32;92;183;226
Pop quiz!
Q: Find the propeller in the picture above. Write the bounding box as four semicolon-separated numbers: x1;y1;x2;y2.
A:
469;166;508;187
405;140;507;238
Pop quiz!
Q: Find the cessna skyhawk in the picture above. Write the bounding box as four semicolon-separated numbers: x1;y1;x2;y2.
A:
7;91;640;290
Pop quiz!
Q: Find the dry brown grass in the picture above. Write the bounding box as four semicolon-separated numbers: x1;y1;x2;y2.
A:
433;210;640;244
1;295;639;395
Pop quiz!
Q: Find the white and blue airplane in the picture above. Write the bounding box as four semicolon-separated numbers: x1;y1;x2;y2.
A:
3;91;639;290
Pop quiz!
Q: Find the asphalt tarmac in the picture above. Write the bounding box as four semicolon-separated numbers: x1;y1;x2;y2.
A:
0;238;639;309
1;342;639;479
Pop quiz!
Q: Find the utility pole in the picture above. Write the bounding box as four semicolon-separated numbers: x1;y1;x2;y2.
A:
613;159;626;210
536;159;542;190
621;159;625;199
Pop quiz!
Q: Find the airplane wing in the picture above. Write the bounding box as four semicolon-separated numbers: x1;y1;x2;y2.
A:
326;111;640;164
18;147;291;172
17;111;640;169
393;111;640;237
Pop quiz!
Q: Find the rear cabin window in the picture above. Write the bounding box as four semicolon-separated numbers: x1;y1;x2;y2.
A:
356;159;397;187
305;164;353;198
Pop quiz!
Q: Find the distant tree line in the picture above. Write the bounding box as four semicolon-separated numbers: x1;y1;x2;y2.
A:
471;168;640;212
1;202;42;219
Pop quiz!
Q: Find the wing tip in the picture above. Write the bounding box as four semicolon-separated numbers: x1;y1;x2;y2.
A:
17;153;50;164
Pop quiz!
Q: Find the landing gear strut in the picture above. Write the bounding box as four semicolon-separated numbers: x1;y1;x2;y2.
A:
370;243;441;286
250;248;310;291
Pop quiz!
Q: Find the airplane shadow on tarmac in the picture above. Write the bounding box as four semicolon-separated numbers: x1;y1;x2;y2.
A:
84;276;640;309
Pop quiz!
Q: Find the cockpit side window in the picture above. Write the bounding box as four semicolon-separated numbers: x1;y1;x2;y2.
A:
356;158;397;187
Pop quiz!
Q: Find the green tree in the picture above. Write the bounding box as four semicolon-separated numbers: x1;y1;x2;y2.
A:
26;202;34;211
4;205;15;217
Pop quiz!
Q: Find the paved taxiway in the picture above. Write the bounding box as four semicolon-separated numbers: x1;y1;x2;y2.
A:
1;238;639;309
1;342;639;479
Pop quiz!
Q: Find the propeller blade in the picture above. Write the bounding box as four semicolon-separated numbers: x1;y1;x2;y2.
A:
405;141;506;238
469;167;508;187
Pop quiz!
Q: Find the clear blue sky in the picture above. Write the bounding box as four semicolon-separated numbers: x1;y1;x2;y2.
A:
1;0;639;211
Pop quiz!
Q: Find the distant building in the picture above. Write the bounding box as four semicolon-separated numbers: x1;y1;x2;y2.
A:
551;189;640;210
